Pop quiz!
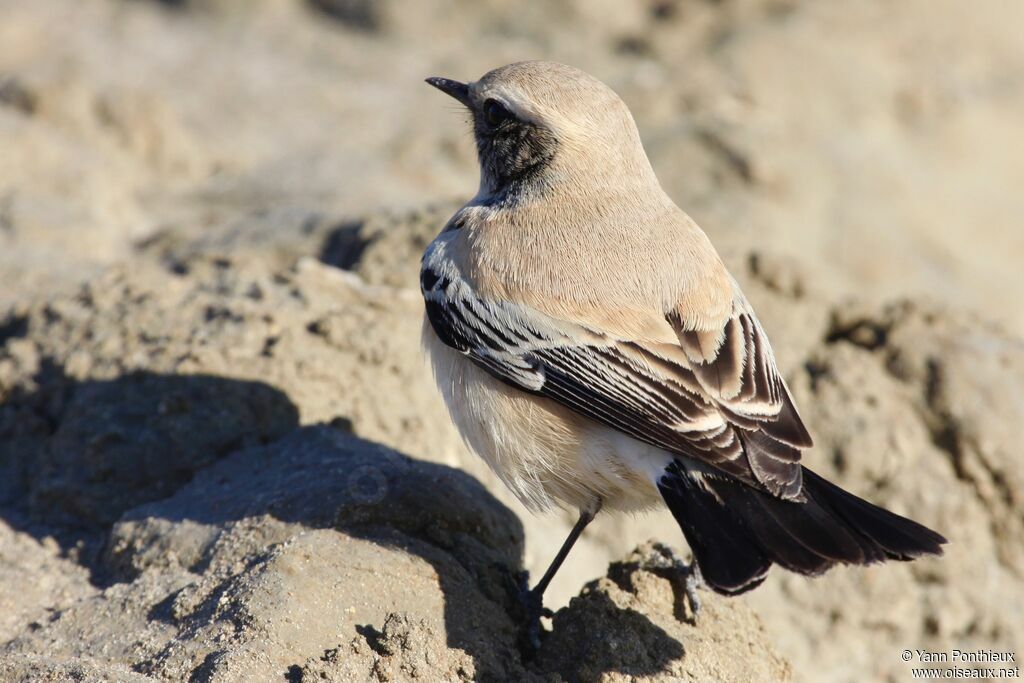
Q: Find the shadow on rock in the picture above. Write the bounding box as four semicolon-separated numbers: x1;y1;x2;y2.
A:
540;590;684;683
535;542;791;683
0;362;299;534
106;423;531;677
0;363;686;681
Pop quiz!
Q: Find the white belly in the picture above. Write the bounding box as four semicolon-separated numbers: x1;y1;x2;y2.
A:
423;319;668;513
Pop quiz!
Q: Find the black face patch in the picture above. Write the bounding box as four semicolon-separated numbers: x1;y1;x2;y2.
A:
473;107;557;196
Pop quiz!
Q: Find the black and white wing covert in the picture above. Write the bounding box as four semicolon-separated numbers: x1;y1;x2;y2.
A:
421;255;813;500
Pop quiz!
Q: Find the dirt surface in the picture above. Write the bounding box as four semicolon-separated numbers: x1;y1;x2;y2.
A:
1;1;1023;681
0;253;795;682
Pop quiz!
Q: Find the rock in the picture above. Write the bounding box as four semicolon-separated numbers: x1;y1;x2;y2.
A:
0;520;95;644
0;222;794;680
2;200;1023;681
6;424;529;681
293;613;478;683
538;543;792;683
747;299;1024;683
34;372;299;526
0;655;154;683
3;1;1024;679
140;201;462;292
3;419;786;681
0;256;461;525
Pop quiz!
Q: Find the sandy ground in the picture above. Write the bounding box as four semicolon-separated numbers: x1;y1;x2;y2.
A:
1;1;1022;681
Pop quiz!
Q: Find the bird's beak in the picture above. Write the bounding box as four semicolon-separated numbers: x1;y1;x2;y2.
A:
425;77;471;107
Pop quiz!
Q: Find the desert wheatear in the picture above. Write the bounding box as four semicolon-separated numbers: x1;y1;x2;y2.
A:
421;61;945;649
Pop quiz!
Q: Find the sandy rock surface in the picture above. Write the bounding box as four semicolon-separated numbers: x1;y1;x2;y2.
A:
2;0;1023;681
1;199;1021;681
0;254;791;681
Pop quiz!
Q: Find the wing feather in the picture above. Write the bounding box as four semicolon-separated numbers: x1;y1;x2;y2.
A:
422;254;813;499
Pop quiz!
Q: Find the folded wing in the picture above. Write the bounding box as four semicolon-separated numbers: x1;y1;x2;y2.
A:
422;258;812;500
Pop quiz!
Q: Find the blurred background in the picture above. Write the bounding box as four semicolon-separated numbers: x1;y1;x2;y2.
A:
1;1;1022;682
2;0;1023;329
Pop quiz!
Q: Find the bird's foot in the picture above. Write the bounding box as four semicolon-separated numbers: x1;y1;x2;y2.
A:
504;569;552;657
517;586;552;657
681;561;704;618
642;542;704;622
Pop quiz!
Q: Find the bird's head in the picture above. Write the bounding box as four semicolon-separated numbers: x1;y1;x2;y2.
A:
426;61;658;203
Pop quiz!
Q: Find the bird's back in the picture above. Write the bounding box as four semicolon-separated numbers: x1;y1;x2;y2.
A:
445;197;735;338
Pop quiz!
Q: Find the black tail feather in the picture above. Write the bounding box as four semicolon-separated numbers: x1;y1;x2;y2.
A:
800;468;947;559
658;462;946;596
659;467;772;595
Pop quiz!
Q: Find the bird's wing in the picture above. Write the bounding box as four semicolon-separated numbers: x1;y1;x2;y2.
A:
666;288;812;498
422;259;813;500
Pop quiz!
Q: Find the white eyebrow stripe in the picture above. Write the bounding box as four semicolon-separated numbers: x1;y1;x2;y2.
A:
472;83;547;127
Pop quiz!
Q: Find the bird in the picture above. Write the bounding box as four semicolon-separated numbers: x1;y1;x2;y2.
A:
419;61;945;650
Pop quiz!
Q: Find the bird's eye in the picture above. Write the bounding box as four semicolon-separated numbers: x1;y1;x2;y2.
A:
483;99;512;127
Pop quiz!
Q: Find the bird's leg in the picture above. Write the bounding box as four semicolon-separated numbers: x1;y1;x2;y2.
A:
682;557;704;617
516;500;601;655
642;542;705;621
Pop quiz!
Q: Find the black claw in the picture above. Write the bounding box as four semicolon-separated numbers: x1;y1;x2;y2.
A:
498;566;549;657
683;566;702;619
642;543;705;623
516;587;547;657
